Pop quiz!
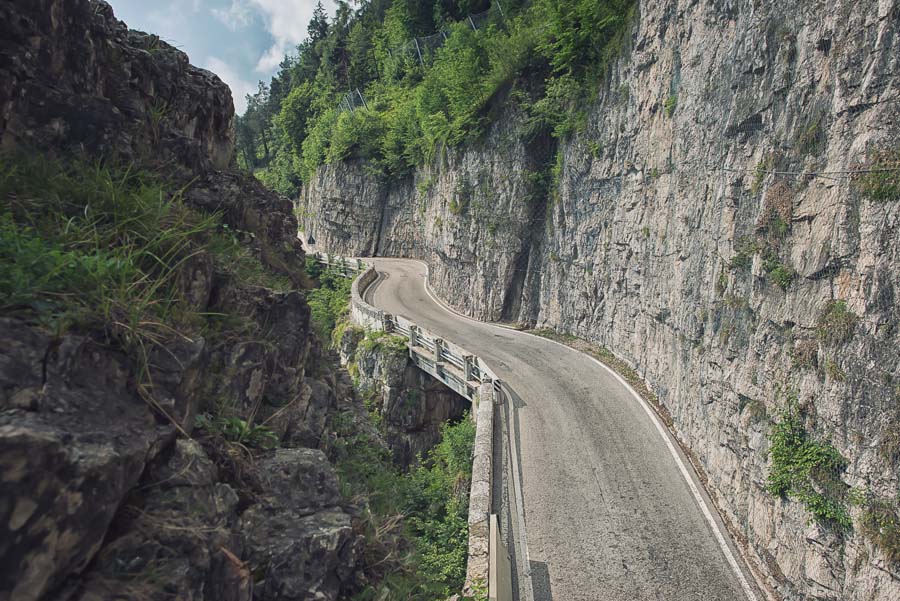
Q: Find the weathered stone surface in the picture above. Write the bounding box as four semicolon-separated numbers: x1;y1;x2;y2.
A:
0;319;166;601
0;0;234;171
206;283;313;418
186;172;307;287
241;449;359;601
0;3;361;600
69;439;249;601
300;1;900;598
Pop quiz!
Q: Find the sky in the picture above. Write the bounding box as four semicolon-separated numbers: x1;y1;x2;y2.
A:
108;0;336;114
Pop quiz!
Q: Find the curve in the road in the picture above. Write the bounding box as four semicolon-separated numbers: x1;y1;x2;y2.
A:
365;258;761;601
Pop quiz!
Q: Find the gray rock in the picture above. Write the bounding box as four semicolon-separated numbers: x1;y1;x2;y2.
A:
299;1;900;597
241;449;359;601
0;320;165;601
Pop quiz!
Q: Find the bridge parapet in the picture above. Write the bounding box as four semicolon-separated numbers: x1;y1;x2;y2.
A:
312;252;513;600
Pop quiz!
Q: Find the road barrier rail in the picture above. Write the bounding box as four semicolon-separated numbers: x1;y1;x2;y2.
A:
311;251;514;600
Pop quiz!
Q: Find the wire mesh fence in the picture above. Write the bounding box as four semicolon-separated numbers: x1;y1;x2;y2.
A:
338;4;504;113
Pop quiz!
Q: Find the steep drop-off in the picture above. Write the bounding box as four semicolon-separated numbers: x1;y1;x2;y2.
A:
300;1;900;599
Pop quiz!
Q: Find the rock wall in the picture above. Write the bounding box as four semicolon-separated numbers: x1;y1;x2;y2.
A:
300;1;900;599
340;329;469;469
0;2;361;600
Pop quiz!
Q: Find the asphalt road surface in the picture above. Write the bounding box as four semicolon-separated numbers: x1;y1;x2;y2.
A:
364;258;762;601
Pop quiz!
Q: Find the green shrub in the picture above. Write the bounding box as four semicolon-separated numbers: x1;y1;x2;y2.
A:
854;148;900;201
816;300;858;346
762;250;796;289
307;266;353;342
767;398;852;529
330;411;476;599
861;498;900;564
664;93;677;117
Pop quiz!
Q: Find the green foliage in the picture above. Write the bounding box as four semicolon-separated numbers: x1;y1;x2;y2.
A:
763;254;796;290
796;113;826;157
767;397;852;529
331;411;476;599
358;329;409;356
861;497;900;564
729;236;759;271
404;416;476;591
816;300;859;346
663;93;677;117
854;148;900;202
208;224;294;292
195;415;279;449
0;153;218;342
236;0;636;184
307;266;353;342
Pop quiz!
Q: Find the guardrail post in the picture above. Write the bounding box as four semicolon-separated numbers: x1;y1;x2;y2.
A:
434;338;443;363
409;324;418;358
463;355;474;382
356;258;363;272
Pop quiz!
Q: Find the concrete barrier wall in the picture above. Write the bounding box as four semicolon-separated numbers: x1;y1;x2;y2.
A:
465;382;495;592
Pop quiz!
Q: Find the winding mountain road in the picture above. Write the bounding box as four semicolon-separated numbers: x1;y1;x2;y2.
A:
364;258;761;601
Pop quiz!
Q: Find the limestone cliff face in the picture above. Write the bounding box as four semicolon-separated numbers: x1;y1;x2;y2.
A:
300;1;900;599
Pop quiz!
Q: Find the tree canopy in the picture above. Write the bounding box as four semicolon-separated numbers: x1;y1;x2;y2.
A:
236;0;635;197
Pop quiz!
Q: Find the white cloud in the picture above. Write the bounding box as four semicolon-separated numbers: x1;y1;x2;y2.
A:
211;0;254;31
205;56;257;114
248;0;334;73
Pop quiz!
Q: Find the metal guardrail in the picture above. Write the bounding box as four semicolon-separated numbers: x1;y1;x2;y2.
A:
311;252;500;401
313;251;513;599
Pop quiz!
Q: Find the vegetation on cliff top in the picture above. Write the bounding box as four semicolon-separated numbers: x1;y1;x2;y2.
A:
237;0;635;196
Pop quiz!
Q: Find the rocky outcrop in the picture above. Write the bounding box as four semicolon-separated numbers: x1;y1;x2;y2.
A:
0;319;168;601
0;2;365;600
0;0;233;172
300;1;900;598
344;331;469;469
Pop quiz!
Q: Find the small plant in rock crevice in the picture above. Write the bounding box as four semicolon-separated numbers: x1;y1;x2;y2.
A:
816;300;859;346
853;147;900;201
664;94;678;117
766;395;852;530
861;497;900;564
195;415;279;449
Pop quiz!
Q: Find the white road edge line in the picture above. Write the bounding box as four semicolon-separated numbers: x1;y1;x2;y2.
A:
499;384;536;601
406;259;759;601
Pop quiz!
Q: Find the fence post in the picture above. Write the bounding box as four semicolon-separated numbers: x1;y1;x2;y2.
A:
409;324;418;358
413;38;424;64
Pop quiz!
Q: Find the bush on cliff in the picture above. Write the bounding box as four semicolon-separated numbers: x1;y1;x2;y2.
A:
306;264;354;340
331;410;476;599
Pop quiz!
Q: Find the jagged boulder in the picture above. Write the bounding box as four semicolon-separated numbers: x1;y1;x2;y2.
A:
0;319;171;601
69;439;250;601
0;0;234;172
241;449;360;601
